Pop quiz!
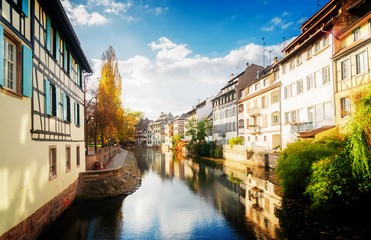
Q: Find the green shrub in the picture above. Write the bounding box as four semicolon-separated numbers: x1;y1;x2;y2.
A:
229;136;243;148
214;146;223;159
276;139;339;198
200;141;210;156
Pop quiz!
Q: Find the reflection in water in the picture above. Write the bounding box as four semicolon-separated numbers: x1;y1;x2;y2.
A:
39;147;282;240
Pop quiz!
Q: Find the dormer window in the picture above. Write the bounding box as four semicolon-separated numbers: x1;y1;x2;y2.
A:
353;27;361;42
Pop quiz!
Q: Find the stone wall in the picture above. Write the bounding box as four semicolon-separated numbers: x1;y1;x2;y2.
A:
223;145;280;169
85;146;121;170
0;180;78;240
76;152;140;200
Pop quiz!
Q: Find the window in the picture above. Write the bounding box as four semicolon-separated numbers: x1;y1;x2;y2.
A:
238;104;244;112
49;146;57;179
341;59;351;80
291;111;297;123
322;66;330;84
76;146;80;167
75;103;80;126
262;95;267;108
66;146;71;171
353;27;361;42
50;84;57;117
283;64;288;75
307;47;312;58
3;37;17;92
322;35;329;48
255;82;261;91
66;95;71;122
264;79;268;86
356;51;367;74
271;91;279;104
307;74;315;90
324;101;333;120
341;97;351;118
284;86;290;99
238;119;244;128
67;49;71;75
264;136;267;142
297;79;303;94
308;106;314;122
284;112;290;123
290;60;295;69
233;107;236;116
314;42;320;53
272;112;280;125
274;71;279;81
297;54;302;65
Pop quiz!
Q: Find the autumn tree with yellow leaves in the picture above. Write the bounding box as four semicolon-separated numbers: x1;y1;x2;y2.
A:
86;46;143;149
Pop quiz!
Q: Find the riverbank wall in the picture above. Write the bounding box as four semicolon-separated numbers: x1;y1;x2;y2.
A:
223;145;279;169
76;149;141;200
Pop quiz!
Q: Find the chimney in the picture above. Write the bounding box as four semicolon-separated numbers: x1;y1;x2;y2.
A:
161;112;164;115
246;62;249;68
198;98;200;104
274;57;278;64
230;74;234;80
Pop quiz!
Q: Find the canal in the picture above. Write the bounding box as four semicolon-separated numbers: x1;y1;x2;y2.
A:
39;147;370;240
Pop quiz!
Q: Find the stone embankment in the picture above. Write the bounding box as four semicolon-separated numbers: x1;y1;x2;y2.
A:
76;149;141;200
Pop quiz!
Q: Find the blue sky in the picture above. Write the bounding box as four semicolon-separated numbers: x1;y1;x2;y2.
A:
62;0;327;119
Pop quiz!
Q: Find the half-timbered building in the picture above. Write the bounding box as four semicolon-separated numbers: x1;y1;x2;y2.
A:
0;0;92;238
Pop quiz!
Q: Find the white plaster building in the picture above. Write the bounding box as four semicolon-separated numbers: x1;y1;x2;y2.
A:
279;12;337;147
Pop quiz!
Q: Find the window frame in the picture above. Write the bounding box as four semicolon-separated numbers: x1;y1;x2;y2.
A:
2;31;22;95
341;97;351;118
49;146;57;180
66;145;71;172
356;51;367;75
322;66;330;85
353;27;361;42
341;59;351;80
296;79;303;94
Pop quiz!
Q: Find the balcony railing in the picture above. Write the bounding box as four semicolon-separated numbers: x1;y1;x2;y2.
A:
246;107;261;116
246;125;261;134
291;122;313;132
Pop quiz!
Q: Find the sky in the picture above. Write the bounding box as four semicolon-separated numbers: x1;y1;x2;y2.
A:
61;0;327;120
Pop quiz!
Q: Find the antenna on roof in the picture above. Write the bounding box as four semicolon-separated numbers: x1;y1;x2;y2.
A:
317;0;321;10
269;50;272;65
262;37;265;67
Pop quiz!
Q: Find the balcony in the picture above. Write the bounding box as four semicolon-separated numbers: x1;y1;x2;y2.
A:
291;122;313;132
246;125;261;135
246;107;261;116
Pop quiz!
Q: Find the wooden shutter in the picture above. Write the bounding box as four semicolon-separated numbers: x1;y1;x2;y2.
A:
45;79;51;115
55;86;59;118
22;45;32;97
74;101;77;125
77;64;80;85
46;16;51;51
55;31;60;63
0;24;4;87
69;52;72;76
262;114;267;128
22;0;30;18
62;92;66;121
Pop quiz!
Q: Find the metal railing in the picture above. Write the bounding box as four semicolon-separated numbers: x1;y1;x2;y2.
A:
246;107;261;116
291;122;313;132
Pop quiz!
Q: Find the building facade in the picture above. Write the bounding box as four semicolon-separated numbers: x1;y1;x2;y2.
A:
152;112;174;147
279;1;339;147
0;0;92;238
332;1;370;127
237;62;281;152
212;64;264;145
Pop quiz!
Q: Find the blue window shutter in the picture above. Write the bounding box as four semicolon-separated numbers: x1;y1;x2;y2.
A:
0;24;4;87
55;86;59;118
44;79;51;115
46;16;51;51
63;43;67;70
74;101;77;125
62;92;66;121
22;0;29;18
55;31;60;63
77;64;80;85
69;52;72;76
22;45;32;97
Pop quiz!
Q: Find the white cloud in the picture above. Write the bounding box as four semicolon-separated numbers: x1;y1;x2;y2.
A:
261;13;294;32
61;0;108;26
89;37;285;120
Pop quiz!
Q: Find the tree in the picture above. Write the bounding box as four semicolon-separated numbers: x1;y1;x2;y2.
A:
97;46;122;146
185;117;211;144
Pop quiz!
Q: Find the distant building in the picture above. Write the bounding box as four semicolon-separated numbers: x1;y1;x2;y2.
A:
152;112;174;146
173;113;187;137
212;63;264;145
237;60;281;152
135;118;152;145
